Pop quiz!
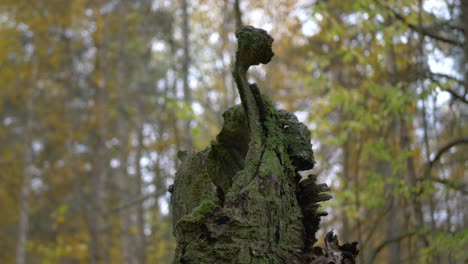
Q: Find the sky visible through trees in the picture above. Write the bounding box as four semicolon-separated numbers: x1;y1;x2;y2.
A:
0;0;466;263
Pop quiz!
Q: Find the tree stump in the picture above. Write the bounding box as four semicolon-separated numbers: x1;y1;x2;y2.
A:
170;26;358;264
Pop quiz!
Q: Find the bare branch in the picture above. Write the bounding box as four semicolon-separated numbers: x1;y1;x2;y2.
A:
427;137;468;170
426;73;468;104
369;232;417;263
393;11;463;47
417;138;468;194
110;189;168;213
432;21;465;33
429;72;465;86
426;177;467;195
443;89;468;104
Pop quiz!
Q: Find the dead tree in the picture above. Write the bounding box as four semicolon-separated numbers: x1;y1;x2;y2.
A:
170;26;358;264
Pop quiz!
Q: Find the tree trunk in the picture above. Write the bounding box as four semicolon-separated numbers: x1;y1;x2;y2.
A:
135;124;147;264
378;159;401;264
234;0;243;29
170;26;358;264
89;54;106;264
88;5;110;262
461;3;468;259
16;125;32;264
181;0;192;151
114;5;138;262
341;141;350;243
384;41;401;264
462;0;468;87
16;57;37;264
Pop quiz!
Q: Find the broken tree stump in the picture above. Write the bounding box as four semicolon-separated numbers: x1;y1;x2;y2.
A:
170;26;358;264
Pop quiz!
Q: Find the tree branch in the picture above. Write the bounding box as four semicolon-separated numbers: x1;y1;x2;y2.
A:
426;176;467;195
427;137;468;170
393;11;463;47
432;21;465;34
417;138;468;194
369;232;417;263
428;72;465;86
443;88;468;104
110;189;168;213
426;73;468;104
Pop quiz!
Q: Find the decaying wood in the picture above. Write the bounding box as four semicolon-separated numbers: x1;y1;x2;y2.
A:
170;26;358;264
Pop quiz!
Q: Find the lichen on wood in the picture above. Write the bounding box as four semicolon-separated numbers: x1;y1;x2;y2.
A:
170;26;358;264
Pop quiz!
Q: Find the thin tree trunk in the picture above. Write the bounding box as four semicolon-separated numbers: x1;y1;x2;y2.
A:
181;0;192;150
16;124;32;264
401;116;428;247
462;0;468;88
341;140;350;243
89;52;106;264
166;31;182;165
234;0;243;28
135;123;147;264
169;72;183;168
115;5;137;262
116;88;134;262
16;57;37;264
219;0;233;113
89;74;105;264
88;5;110;263
385;40;402;264
353;145;363;264
378;159;401;264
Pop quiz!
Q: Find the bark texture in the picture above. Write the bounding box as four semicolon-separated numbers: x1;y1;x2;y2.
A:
170;26;358;264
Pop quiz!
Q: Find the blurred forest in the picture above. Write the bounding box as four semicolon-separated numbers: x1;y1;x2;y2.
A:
0;0;466;263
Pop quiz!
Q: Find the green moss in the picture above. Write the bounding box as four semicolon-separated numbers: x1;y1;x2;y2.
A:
178;199;217;224
235;26;274;66
191;168;212;198
196;199;217;217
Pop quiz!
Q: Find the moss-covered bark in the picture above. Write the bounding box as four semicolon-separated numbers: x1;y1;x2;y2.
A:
170;26;358;264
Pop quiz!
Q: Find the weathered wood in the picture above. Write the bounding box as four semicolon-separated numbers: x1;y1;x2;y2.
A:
170;26;358;264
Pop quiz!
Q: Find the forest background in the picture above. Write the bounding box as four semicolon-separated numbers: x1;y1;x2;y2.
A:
0;0;466;263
